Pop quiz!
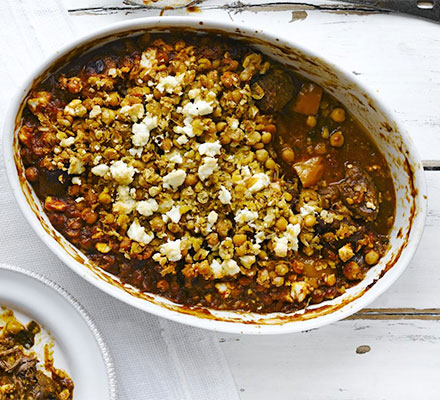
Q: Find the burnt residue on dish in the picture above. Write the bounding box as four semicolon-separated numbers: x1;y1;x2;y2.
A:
12;25;420;325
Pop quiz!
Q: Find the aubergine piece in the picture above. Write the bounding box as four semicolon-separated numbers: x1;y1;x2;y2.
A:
255;68;295;113
338;162;379;221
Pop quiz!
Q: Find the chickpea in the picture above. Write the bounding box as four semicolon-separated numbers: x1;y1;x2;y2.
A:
216;121;227;132
256;149;269;163
276;217;288;231
206;233;219;247
330;107;346;123
365;249;380;265
275;264;289;276
329;130;344;148
265;158;276;169
185;173;198;186
324;273;336;287
84;210;98;225
343;261;362;281
233;233;247;246
289;215;299;225
150;216;165;232
99;192;112;205
284;192;293;202
306;115;317;128
261;131;272;144
281;147;295;163
25;166;39;182
304;214;317;228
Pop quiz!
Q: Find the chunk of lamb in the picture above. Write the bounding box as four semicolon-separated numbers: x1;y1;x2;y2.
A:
338;162;379;221
255;69;295;113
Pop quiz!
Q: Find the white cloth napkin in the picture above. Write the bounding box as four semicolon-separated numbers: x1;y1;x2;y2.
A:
0;1;239;399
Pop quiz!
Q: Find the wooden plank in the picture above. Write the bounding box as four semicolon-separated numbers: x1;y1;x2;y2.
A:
218;319;440;399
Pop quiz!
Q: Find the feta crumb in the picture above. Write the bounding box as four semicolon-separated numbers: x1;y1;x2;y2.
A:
239;255;256;269
222;259;240;276
75;197;85;203
210;259;223;279
91;164;109;177
110;160;136;185
128;147;143;158
140;49;157;72
366;201;376;210
163;169;187;191
127;219;154;245
207;211;218;227
132;114;158;147
60;136;75;147
198;157;218;181
218;186;232;205
291;281;310;302
215;283;230;297
89;105;102;119
320;209;334;224
72;177;82;186
273;223;301;257
300;204;317;217
159;239;182;262
235;208;258;224
119;104;144;122
113;186;136;214
166;206;182;223
64;99;87;117
182;99;213;116
198;141;222;157
68;157;85;175
156;74;184;93
247;173;270;194
188;88;200;99
176;135;189;145
167;151;183;164
136;199;159;217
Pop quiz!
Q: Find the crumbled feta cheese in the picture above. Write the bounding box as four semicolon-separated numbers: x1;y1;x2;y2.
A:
182;99;213;116
300;204;317;217
136;199;159;217
119;104;144;122
218;186;232;205
241;166;251;177
215;283;230;297
210;259;223;279
110;160;136;185
366;201;376;210
127;219;154;245
75;197;85;203
128;147;143;158
239;255;256;269
167;151;183;164
64;99;87;117
222;259;240;276
163;169;187;191
273;223;301;257
60;137;75;147
255;231;266;244
89;105;102;119
140;48;157;72
156;74;184;93
207;210;218;225
132;114;158;147
320;209;334;224
166;206;182;223
68;157;85;175
188;88;200;99
210;258;240;279
108;68;117;77
176;135;189;145
91;164;109;177
72;177;82;186
198;141;222;157
113;186;136;214
291;281;310;302
159;239;182;262
198;157;218;181
235;208;258;224
247;173;270;194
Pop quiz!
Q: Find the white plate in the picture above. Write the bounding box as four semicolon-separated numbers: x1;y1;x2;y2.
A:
0;263;117;400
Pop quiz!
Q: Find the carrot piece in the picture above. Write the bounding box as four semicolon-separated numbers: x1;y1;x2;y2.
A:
292;83;323;115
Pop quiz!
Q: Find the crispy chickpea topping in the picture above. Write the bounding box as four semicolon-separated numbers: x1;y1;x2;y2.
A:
19;33;395;313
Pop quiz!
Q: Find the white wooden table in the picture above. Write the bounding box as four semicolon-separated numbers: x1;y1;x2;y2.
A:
63;1;440;398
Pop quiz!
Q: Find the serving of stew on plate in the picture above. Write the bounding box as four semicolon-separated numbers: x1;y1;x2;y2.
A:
17;32;396;313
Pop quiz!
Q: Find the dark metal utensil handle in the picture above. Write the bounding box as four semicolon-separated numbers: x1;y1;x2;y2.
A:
338;0;440;22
